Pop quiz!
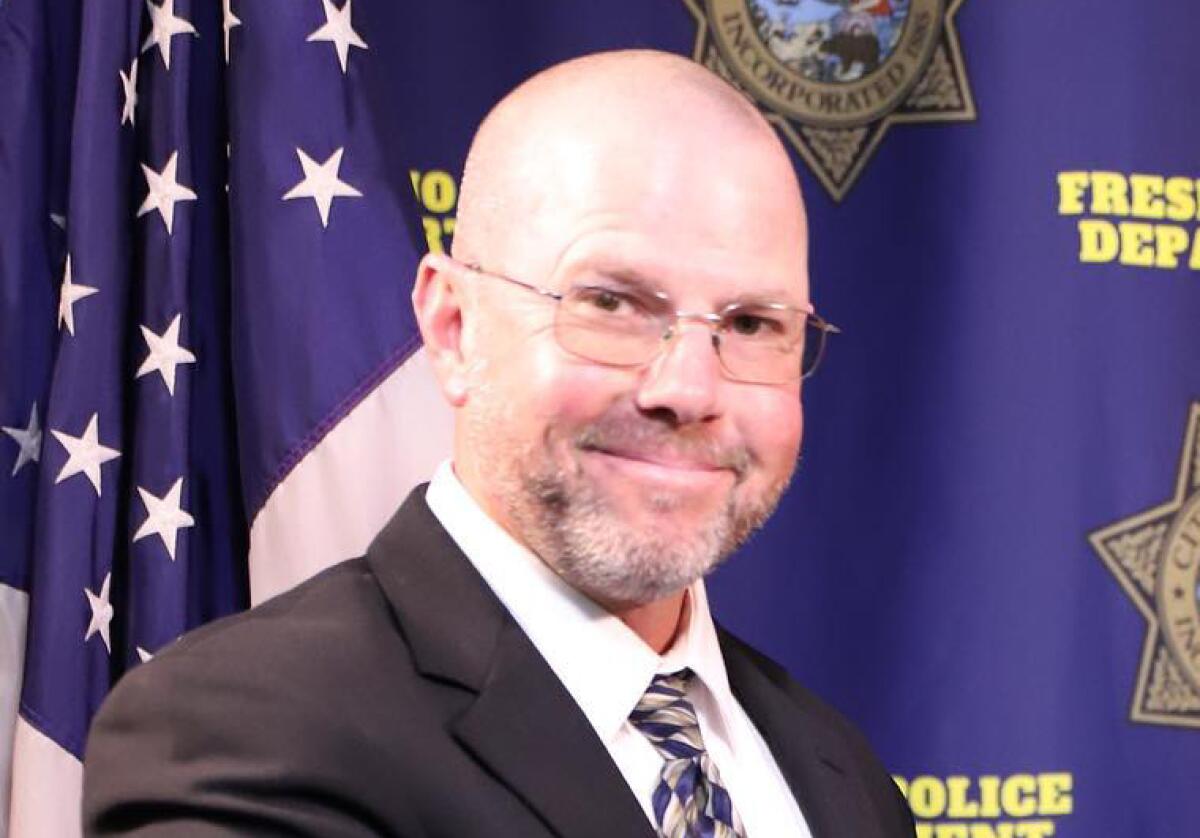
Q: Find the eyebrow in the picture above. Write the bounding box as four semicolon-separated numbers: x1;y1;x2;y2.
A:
572;267;666;296
574;266;806;311
725;289;806;308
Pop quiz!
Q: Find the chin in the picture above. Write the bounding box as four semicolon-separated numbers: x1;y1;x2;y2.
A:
601;481;724;527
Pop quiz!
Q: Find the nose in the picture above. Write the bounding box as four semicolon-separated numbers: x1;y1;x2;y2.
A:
633;323;725;426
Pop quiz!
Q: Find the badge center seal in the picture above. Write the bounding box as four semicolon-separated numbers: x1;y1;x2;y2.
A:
684;0;975;200
1160;491;1200;691
708;0;944;128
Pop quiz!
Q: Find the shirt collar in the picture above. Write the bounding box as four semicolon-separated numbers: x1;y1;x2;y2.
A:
424;460;736;744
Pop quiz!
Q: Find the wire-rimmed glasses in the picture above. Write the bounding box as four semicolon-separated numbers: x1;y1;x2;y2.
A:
460;262;839;384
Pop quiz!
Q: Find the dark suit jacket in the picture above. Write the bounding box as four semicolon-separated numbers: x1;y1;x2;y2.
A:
83;488;914;837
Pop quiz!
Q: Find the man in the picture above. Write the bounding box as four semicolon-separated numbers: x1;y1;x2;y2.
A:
83;50;914;837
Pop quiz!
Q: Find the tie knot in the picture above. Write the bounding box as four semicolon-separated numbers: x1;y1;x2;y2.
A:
630;669;704;761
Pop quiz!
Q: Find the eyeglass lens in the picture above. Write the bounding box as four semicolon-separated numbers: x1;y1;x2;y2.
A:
552;285;829;384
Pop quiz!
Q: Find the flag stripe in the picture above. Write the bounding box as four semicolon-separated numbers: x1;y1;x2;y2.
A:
248;349;451;604
8;719;82;838
0;585;29;838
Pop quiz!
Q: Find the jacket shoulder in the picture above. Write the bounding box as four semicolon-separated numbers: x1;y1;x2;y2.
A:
92;556;410;734
82;558;423;835
170;556;385;652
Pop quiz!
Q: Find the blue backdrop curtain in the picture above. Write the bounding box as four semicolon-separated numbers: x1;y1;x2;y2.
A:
3;1;1199;836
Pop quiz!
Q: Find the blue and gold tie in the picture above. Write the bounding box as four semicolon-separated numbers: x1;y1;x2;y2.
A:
630;670;746;838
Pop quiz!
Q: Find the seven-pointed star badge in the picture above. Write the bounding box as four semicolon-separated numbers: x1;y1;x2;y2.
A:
1091;403;1200;729
682;0;975;201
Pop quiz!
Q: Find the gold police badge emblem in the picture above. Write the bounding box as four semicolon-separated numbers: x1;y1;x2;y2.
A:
683;0;975;200
1090;403;1200;729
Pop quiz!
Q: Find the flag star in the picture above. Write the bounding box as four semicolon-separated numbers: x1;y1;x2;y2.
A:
134;477;195;561
57;255;100;336
282;147;362;228
119;58;139;126
136;646;154;663
49;212;67;230
84;573;115;654
138;150;197;235
2;403;42;476
137;314;196;395
51;413;121;496
141;0;197;71
306;0;367;74
223;0;241;64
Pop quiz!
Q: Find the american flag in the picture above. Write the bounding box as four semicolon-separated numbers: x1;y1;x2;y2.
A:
0;0;450;833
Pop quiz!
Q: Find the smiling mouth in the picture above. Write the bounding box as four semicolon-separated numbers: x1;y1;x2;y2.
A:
577;446;744;495
574;420;751;481
583;446;726;473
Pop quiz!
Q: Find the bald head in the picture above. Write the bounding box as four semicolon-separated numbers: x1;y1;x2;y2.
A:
414;50;813;615
452;49;807;276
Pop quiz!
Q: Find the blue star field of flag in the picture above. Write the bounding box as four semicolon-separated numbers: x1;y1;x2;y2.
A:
0;0;425;766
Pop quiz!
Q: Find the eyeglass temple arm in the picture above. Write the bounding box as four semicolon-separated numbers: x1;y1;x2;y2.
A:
462;262;565;301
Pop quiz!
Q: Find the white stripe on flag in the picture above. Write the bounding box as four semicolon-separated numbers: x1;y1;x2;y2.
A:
248;347;454;605
7;717;82;838
1;583;29;838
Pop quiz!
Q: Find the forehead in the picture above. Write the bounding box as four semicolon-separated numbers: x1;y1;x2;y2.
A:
484;89;810;305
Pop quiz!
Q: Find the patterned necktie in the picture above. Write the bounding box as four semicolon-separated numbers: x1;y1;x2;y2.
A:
629;670;746;838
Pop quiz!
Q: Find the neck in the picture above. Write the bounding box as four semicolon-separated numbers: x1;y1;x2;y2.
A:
612;590;688;654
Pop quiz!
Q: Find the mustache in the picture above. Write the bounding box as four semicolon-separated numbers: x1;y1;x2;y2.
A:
574;415;752;477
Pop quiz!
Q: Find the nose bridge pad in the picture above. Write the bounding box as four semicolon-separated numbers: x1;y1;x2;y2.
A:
669;313;719;340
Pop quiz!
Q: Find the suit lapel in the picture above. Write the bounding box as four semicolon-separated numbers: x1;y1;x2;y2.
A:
451;619;654;838
367;489;653;838
720;632;886;838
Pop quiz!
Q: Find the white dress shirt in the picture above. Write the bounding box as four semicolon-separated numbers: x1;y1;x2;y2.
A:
426;461;812;837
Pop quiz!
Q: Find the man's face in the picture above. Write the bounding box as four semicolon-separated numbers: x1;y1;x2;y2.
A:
455;117;808;609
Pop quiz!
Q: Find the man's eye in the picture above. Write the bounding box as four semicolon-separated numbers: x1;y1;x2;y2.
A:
591;290;623;312
727;311;780;336
729;313;762;335
577;287;637;314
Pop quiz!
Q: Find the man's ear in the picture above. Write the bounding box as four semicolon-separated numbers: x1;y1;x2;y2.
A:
412;252;472;407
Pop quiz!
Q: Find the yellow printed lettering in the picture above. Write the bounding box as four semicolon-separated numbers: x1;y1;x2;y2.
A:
909;776;948;819
946;776;979;818
1090;171;1130;215
968;824;1014;838
977;775;1002;819
1118;222;1155;266
1037;772;1073;816
422;217;444;254
1163;177;1198;221
1000;774;1037;818
420;170;457;214
1153;225;1190;268
1056;172;1089;215
1129;174;1165;219
1078;219;1119;262
934;825;969;838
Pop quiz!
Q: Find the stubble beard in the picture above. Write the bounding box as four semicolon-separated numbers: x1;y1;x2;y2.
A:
470;401;794;608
